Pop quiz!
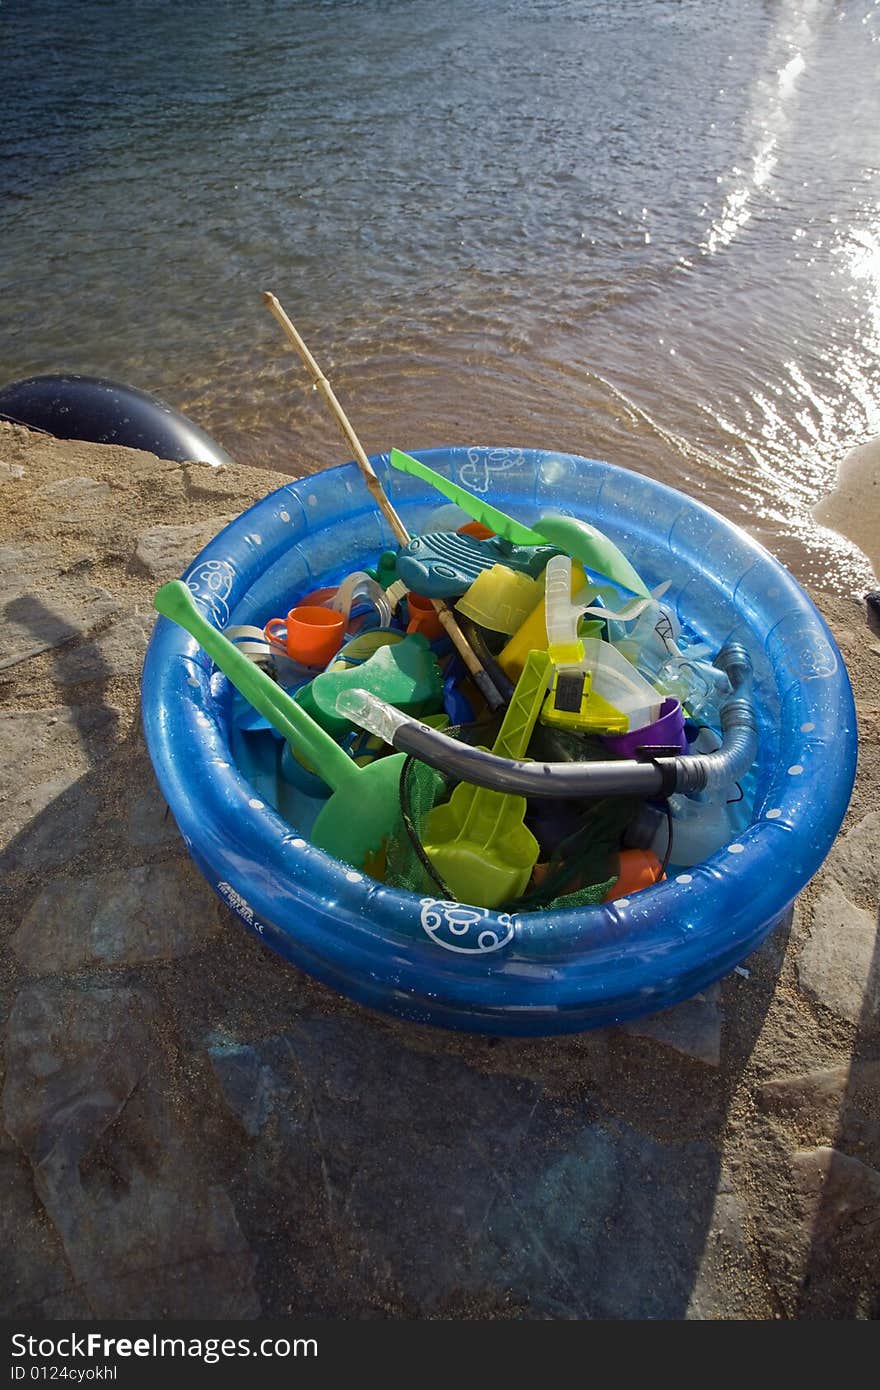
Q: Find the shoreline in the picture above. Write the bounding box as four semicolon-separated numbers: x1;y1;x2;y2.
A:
813;435;880;586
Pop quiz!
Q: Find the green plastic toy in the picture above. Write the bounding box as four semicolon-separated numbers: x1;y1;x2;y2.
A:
389;447;650;598
153;581;407;872
389;448;543;545
296;631;443;738
421;649;551;908
368;549;400;589
529;514;649;599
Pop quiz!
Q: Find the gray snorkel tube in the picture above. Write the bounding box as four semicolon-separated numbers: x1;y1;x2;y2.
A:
336;643;758;799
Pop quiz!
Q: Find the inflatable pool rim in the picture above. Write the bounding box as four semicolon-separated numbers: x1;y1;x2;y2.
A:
141;445;856;1035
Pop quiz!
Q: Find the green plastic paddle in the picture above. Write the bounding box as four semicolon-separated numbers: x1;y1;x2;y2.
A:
153;580;406;871
389;447;650;598
389;447;544;545
421;649;551;908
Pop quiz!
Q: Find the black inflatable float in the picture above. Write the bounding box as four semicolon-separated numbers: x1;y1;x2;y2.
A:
0;374;234;467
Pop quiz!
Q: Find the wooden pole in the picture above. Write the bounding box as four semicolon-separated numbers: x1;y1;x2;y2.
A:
261;291;504;709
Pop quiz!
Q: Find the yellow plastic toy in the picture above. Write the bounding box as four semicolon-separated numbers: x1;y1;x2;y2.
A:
497;561;595;679
455;564;542;635
539;555;662;735
542;667;629;734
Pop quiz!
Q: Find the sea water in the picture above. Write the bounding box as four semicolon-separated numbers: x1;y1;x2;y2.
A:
2;0;878;589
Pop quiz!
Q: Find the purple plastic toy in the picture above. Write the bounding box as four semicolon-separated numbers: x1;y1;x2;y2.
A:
601;698;687;758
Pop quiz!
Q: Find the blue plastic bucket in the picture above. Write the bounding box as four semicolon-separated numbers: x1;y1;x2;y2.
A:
141;447;856;1035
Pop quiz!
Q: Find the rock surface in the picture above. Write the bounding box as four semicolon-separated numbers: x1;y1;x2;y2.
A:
797;881;879;1024
135;517;238;580
0;420;877;1321
0;541;119;674
621;983;723;1066
12;861;222;973
3;983;259;1319
0;705;119;873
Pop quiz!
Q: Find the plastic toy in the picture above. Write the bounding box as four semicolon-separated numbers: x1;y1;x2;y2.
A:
532;513;649;598
153;581;406;870
540;552;614;731
143;446;857;1035
540;555;661;733
389;447;543;544
541;664;627;734
369;551;400;589
336;639;754;801
330;571;392;631
405;591;444;640
601;849;666;901
497;561;592;679
390;447;650;596
265;604;345;666
442;654;476;726
601;697;687;757
455;565;543;635
420;651;551;908
651;790;741;868
396;531;558;599
295;631;443;738
225;625;276;671
329;629;405;670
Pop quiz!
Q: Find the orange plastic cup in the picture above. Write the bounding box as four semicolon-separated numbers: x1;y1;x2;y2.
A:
405;592;444;641
264;605;345;666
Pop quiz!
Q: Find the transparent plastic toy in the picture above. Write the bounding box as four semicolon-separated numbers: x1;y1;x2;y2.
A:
542;554;662;733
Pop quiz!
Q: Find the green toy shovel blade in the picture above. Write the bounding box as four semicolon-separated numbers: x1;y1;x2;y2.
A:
389;448;544;545
153;580;406;871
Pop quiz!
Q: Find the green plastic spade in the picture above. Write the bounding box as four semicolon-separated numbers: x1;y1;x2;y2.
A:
389;447;544;545
389;447;650;598
153;580;406;871
421;649;551;908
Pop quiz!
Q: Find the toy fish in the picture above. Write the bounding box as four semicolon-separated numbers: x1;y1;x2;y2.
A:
396;531;559;599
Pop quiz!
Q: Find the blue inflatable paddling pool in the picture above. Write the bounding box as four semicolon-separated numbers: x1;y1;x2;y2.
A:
141;447;857;1035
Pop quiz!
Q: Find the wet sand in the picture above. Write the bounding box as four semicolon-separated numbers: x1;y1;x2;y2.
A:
814;437;880;584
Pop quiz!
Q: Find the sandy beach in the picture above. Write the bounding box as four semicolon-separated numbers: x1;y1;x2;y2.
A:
814;437;880;584
1;418;878;1320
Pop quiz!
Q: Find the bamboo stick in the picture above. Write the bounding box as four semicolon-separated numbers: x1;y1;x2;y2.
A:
262;292;504;709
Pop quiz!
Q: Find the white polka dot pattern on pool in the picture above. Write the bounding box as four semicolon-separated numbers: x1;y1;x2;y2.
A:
766;808;782;819
248;798;264;809
279;510;290;522
727;843;745;854
788;764;804;776
800;721;815;733
676;874;693;884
